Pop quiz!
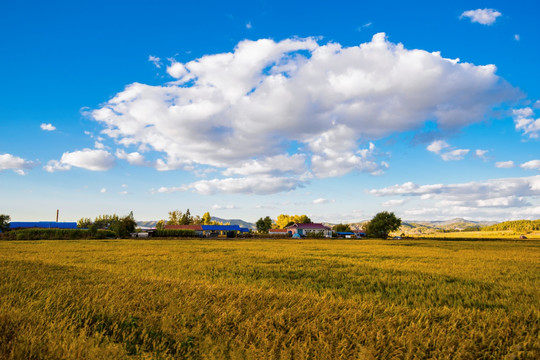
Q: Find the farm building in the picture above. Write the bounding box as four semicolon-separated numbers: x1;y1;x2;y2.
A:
285;223;332;238
165;224;204;236
9;222;78;230
163;224;249;237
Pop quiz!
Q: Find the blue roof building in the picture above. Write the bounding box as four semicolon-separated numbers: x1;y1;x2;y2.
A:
9;222;78;230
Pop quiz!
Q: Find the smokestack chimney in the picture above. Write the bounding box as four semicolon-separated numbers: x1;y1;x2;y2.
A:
56;209;59;223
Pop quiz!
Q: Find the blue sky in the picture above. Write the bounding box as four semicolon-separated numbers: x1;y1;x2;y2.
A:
1;0;540;223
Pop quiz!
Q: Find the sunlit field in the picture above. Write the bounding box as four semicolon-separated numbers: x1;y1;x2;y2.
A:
1;239;538;359
414;230;540;240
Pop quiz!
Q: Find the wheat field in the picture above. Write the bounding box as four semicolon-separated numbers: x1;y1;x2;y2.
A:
0;239;538;359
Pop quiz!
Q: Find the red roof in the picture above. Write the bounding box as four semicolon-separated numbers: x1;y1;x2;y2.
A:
164;225;203;231
285;223;331;230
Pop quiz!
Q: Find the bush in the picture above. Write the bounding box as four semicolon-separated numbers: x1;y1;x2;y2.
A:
305;232;325;238
0;229;117;240
154;230;197;238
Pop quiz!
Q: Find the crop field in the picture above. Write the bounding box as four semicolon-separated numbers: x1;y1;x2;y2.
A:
414;230;540;240
0;239;539;359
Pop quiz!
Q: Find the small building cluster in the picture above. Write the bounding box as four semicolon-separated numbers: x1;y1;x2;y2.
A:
163;224;250;237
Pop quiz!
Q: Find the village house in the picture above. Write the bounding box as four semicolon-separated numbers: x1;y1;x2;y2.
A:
284;223;332;238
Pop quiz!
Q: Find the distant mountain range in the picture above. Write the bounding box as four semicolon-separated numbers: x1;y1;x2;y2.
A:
137;217;498;233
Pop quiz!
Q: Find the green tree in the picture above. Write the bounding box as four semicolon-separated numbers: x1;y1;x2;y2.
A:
77;217;92;229
109;212;137;238
333;223;351;232
363;211;402;239
167;210;182;225
256;216;273;234
0;214;11;233
156;220;165;230
94;214;119;229
180;209;192;225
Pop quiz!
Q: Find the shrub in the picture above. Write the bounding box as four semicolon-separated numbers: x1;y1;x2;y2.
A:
0;229;116;240
154;230;197;238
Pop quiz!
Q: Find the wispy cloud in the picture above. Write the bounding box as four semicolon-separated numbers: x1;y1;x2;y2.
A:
427;140;469;161
312;198;335;205
212;204;238;210
521;160;540;171
155;176;303;195
496;161;514;169
148;55;162;68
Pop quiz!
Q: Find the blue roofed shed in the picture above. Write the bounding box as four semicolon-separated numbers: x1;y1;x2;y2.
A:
9;222;78;229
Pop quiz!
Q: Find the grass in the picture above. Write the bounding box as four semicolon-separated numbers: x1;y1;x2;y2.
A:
0;238;538;359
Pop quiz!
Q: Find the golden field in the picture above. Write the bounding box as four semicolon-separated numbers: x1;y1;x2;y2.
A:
0;238;539;359
412;230;540;240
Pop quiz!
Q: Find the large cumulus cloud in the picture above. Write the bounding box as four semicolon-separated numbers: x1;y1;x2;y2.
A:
92;33;517;194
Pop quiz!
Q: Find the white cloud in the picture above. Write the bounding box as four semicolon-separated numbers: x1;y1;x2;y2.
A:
100;188;107;193
211;204;237;210
222;154;307;177
475;149;488;159
513;107;540;138
0;153;38;175
44;149;115;172
372;176;540;221
149;55;162;68
371;175;540;205
427;140;469;161
246;21;252;29
441;149;470;161
427;140;449;154
521;160;540;171
155;176;303;195
460;9;502;25
119;191;128;195
496;161;514;168
40;123;56;131
116;149;152;167
312;198;334;205
93;34;516;194
382;199;407;207
514;34;520;41
357;22;372;31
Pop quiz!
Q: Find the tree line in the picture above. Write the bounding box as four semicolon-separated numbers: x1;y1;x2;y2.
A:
155;209;229;229
2;210;404;239
482;219;540;233
255;211;401;238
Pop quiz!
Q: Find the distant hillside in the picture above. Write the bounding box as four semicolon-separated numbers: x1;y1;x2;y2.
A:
210;217;256;230
399;218;498;235
137;221;158;229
